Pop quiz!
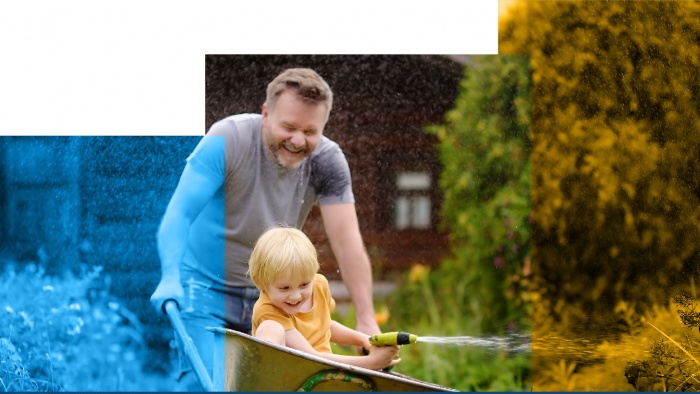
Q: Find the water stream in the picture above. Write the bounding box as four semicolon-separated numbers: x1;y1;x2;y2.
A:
416;333;531;353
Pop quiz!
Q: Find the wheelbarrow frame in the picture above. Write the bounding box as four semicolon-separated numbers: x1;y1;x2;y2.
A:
165;299;457;392
164;300;215;391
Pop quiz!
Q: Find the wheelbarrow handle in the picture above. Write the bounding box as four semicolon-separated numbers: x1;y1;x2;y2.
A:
164;299;215;392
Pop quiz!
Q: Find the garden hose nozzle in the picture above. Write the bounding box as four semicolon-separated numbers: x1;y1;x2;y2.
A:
369;332;418;347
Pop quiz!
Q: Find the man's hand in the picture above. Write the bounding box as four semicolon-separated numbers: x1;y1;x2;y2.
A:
150;276;184;314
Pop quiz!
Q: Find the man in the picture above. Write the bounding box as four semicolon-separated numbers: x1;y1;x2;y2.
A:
150;68;381;389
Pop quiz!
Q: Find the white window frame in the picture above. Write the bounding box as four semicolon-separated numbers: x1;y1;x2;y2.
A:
394;171;432;230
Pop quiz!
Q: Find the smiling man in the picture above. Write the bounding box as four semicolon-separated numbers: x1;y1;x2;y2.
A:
149;68;380;390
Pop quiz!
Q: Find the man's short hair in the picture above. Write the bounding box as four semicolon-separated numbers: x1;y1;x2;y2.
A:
266;68;333;121
247;225;320;291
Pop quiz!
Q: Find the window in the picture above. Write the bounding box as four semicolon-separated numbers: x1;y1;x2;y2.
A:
394;171;432;230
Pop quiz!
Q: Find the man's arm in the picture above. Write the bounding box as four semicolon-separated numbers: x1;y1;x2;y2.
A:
150;163;222;313
319;203;380;337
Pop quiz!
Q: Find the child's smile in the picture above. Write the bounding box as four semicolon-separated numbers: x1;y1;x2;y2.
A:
266;271;315;315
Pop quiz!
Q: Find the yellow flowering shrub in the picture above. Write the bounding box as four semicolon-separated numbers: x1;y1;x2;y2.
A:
500;0;700;322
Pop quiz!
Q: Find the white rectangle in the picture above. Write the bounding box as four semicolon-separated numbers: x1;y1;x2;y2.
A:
0;1;498;136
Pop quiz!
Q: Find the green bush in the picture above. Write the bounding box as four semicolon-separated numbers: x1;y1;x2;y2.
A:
420;55;531;333
501;0;700;320
368;55;532;391
0;262;172;391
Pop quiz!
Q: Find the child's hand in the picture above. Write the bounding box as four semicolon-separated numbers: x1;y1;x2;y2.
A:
366;345;401;370
361;337;372;354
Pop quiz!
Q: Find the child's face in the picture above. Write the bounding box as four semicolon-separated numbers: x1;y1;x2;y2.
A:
265;270;314;315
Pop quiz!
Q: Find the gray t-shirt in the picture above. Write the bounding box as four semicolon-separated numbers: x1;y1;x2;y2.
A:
182;113;355;287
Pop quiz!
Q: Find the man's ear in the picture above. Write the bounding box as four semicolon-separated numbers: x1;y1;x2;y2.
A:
261;103;270;129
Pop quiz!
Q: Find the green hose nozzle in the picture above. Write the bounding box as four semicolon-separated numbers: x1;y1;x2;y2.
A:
369;332;418;346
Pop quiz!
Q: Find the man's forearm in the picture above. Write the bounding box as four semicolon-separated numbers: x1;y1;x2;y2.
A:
156;209;190;281
320;203;378;330
336;247;375;323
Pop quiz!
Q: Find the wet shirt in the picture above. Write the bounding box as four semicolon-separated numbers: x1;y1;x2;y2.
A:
182;114;354;287
251;274;336;353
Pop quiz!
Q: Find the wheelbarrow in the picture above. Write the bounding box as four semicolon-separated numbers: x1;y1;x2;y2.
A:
165;300;457;392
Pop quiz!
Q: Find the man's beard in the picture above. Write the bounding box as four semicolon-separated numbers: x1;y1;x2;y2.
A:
265;126;308;169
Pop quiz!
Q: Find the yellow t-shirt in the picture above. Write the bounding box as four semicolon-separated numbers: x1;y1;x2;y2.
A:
252;273;336;353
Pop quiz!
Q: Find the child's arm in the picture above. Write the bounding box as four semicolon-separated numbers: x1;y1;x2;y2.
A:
254;320;287;346
329;320;371;350
284;328;401;370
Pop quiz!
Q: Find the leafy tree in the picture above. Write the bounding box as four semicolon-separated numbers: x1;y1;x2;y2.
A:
385;55;532;391
429;55;531;332
500;1;700;327
391;55;531;335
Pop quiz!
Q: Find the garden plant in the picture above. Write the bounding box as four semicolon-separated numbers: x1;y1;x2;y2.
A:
341;55;532;391
500;1;700;389
624;292;700;392
0;260;172;392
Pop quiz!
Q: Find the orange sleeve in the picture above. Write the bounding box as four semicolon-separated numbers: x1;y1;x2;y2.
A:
256;308;295;331
316;274;336;313
252;293;295;335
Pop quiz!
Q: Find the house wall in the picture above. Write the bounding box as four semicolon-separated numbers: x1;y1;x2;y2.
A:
1;137;81;271
78;137;200;305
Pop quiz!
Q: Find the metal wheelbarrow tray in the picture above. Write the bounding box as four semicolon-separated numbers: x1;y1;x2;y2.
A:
209;327;458;392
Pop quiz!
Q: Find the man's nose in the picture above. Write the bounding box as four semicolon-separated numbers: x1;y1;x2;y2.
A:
289;131;305;148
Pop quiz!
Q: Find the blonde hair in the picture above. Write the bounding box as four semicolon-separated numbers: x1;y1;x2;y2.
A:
248;226;320;290
265;68;333;122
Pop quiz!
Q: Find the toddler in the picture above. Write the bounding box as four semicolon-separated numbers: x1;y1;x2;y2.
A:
248;226;400;370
